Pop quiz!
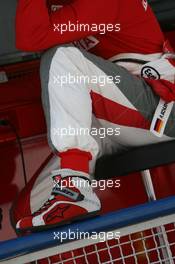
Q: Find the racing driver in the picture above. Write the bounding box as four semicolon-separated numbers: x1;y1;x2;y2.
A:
15;0;175;231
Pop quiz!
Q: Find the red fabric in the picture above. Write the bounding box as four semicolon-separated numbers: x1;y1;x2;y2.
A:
144;78;175;103
16;0;170;107
16;0;164;57
59;149;92;174
91;91;151;129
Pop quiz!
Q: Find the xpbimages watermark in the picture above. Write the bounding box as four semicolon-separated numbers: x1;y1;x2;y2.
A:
52;73;121;87
53;229;121;243
52;126;121;139
54;177;121;191
53;21;121;35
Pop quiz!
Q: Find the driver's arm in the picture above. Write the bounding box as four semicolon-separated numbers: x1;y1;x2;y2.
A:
16;0;118;51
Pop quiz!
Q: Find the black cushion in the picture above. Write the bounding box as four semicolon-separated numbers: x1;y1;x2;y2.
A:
95;140;175;179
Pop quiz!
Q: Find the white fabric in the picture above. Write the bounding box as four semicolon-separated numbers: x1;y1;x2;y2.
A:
48;46;145;158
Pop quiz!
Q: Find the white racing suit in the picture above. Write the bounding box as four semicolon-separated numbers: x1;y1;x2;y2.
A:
11;43;175;234
40;43;175;163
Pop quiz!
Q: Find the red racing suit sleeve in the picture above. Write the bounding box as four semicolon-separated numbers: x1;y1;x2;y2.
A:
16;0;118;51
144;78;175;102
